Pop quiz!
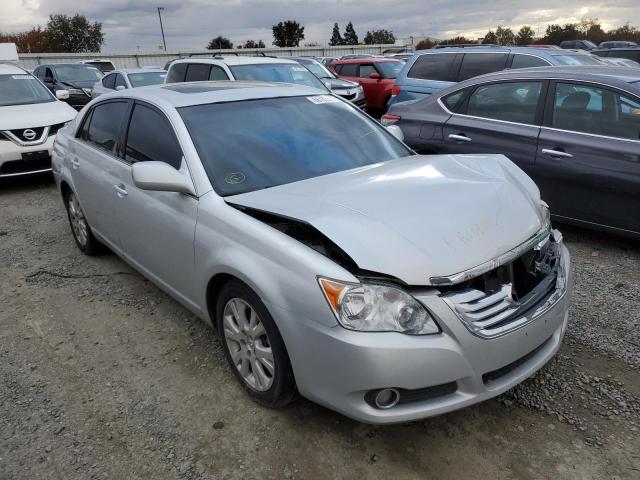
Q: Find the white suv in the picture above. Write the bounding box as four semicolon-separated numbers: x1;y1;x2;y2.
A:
165;56;328;91
0;64;77;178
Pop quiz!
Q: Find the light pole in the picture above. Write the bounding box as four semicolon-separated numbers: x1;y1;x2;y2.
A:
157;7;167;51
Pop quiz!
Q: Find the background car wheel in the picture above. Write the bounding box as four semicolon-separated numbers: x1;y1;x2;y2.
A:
216;280;297;408
65;190;103;255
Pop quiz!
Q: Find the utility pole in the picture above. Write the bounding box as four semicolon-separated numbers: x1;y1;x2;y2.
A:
157;7;167;51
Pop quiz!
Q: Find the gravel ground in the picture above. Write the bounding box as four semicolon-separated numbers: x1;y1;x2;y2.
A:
1;175;639;480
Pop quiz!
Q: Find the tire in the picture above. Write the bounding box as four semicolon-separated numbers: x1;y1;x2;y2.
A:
65;190;103;256
216;280;297;408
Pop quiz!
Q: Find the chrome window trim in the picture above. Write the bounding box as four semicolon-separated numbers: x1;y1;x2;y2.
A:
2;126;51;147
541;125;640;144
509;53;553;67
429;227;551;286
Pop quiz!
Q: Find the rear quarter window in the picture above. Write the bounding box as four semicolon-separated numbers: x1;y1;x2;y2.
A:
407;53;457;82
166;63;187;83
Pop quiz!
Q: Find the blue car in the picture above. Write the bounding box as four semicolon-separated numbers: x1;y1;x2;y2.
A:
388;46;605;107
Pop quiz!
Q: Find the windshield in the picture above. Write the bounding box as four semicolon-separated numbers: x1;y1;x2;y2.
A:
127;71;167;87
297;59;334;79
552;54;604;65
376;61;404;78
0;74;54;106
55;65;103;82
229;64;327;90
179;95;411;196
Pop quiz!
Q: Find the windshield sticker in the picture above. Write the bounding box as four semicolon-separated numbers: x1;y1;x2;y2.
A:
292;66;308;72
225;172;246;185
12;75;32;80
307;95;341;105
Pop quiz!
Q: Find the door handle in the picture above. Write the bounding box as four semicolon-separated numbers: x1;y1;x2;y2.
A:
114;184;128;198
448;133;472;142
541;148;573;159
70;157;79;169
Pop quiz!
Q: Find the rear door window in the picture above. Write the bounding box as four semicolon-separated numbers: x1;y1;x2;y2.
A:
511;54;550;69
458;53;508;81
407;53;457;81
166;63;188;83
125;103;183;169
83;101;129;155
466;81;543;124
102;74;116;89
339;63;358;77
209;66;229;80
185;63;211;82
358;64;375;77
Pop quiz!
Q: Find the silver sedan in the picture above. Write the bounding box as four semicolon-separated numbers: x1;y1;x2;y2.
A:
52;82;571;424
90;68;166;98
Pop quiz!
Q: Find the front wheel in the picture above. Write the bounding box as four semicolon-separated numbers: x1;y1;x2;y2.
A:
216;280;297;408
65;190;103;255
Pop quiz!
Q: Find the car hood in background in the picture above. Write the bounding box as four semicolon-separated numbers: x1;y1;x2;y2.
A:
61;80;97;90
0;100;77;130
328;78;360;90
228;154;544;285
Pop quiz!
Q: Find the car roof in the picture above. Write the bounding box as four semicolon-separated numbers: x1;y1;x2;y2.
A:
109;68;166;74
0;63;28;75
171;56;298;66
415;46;594;56
456;65;640;88
332;57;402;64
597;46;640;51
94;81;326;108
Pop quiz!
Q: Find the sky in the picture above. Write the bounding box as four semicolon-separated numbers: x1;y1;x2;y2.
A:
1;0;639;52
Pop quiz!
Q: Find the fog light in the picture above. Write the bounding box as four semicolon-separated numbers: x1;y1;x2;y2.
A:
374;388;400;409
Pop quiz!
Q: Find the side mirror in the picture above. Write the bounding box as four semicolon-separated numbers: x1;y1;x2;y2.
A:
369;72;382;80
56;89;70;100
132;161;195;195
115;85;126;91
386;125;404;142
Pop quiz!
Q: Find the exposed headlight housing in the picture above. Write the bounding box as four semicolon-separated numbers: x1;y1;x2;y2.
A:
540;201;551;230
65;88;83;95
319;278;440;335
82;88;92;96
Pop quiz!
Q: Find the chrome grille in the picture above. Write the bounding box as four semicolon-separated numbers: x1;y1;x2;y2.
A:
442;231;566;339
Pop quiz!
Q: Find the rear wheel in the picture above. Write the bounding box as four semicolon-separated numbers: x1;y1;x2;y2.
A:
65;190;103;255
216;280;297;408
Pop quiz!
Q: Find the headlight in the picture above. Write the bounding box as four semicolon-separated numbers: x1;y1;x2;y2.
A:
82;88;92;96
65;88;83;95
319;278;440;335
540;201;551;230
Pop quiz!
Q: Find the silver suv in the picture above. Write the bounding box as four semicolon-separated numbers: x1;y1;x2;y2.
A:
52;82;571;424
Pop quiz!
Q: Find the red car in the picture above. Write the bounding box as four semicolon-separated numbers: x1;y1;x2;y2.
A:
330;58;404;111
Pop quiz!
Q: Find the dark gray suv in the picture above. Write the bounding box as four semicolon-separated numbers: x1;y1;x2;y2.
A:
383;66;640;238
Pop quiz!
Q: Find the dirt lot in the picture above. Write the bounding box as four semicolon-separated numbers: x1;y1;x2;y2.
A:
1;175;639;480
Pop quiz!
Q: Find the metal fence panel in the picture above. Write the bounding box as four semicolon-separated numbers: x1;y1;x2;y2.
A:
17;45;401;69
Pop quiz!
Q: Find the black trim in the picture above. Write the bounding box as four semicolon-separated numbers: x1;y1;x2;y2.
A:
364;382;457;409
483;336;551;385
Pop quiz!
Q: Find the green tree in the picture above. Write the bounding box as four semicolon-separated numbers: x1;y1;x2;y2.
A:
343;21;359;45
607;23;640;43
206;36;233;49
44;14;104;53
495;26;516;45
544;23;580;44
363;29;395;45
483;30;498;44
329;23;343;46
272;20;305;47
516;26;535;45
243;39;265;48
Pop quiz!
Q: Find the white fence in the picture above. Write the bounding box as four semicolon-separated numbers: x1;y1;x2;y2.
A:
17;44;401;69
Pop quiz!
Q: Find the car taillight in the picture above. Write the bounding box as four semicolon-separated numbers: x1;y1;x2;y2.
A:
381;114;401;126
391;85;401;96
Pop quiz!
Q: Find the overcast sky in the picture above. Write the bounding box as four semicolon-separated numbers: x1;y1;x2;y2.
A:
1;0;639;52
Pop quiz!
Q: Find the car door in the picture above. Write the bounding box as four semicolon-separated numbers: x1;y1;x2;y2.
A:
356;63;382;107
68;100;131;248
442;80;546;175
111;101;199;304
535;81;640;233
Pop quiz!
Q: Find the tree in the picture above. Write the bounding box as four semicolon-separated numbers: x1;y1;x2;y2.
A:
440;36;471;45
607;23;640;43
415;38;436;50
543;23;579;44
329;23;343;46
272;20;305;47
206;36;233;49
495;26;516;45
243;39;265;48
44;14;104;53
343;21;359;45
483;30;498;44
0;27;48;53
516;26;535;45
363;29;395;45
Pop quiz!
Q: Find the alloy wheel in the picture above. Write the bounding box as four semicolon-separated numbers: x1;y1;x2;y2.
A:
68;193;88;246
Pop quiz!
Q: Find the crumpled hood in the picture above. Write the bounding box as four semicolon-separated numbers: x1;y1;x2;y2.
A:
228;154;544;285
61;80;96;89
0;101;77;130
